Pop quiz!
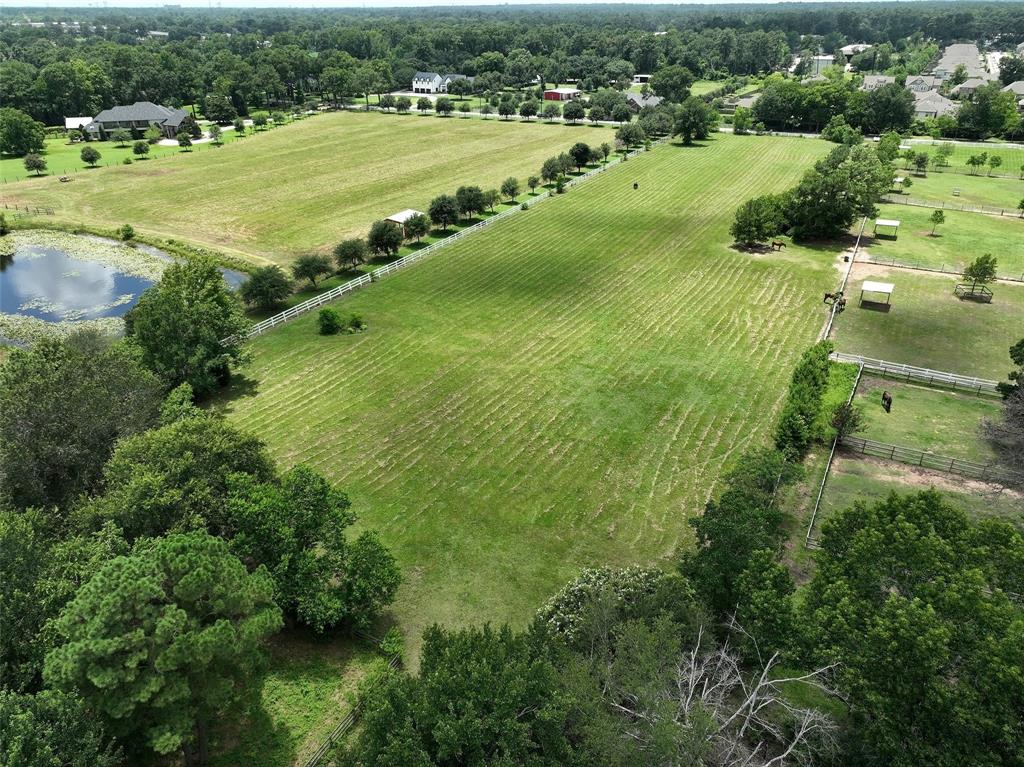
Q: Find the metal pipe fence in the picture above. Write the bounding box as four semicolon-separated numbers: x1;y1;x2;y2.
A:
839;435;1022;486
881;193;1024;219
829;352;1002;396
857;252;1024;283
820;216;867;341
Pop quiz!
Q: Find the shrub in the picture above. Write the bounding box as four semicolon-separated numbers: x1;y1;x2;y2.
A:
318;308;343;335
118;224;135;241
773;341;833;459
347;313;366;332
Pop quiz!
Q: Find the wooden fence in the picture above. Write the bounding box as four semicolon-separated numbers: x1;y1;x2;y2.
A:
881;193;1024;219
2;203;54;216
820;216;867;341
829;352;1002;396
839;435;1022;486
857;251;1024;283
241;140;661;340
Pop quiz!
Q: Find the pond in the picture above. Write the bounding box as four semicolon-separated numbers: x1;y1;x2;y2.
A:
0;230;247;346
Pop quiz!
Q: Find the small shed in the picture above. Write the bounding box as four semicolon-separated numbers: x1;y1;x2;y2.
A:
385;209;425;237
860;280;894;306
873;218;900;238
892;176;906;191
64;116;92;132
543;88;582;101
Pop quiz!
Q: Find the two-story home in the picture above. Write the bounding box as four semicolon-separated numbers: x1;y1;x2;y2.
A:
861;75;896;91
905;75;941;93
411;72;472;94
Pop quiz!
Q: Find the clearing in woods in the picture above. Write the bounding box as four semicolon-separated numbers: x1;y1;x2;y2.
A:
0;111;613;265
217;134;833;652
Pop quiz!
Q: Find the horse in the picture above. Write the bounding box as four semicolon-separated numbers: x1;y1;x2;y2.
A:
771;239;786;251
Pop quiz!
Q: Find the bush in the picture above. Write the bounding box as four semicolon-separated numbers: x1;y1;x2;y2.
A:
318;308;343;335
773;341;833;459
118;224;135;241
346;313;366;333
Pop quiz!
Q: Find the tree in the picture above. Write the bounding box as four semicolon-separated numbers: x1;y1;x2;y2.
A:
368;220;404;257
730;195;785;247
378;93;396;112
830;401;865;439
239;265;292;311
118;223;134;242
966;152;988;174
435;96;454;117
455;185;486;221
650;64;695;103
208;124;222;145
957;83;1018;139
527;175;540;193
733;106;753;135
988;155;1003;176
599;142;612;163
144;125;163;144
458;101;471;117
428;194;459;231
500;176;520;201
318;307;343;335
562;100;585;124
416;96;432;114
498;100;516;120
126;257;250;398
588;104;608;124
1019;197;1024;218
81;412;276;541
80;145;101;167
999;54;1024;86
929;209;945;235
0;107;46;156
396;96;411;114
110;128;131;147
223;467;400;632
877;131;902;163
568;141;591;171
611;103;632;124
203;92;237;123
519;99;538;120
291;253;333;288
984;387;1024;475
0;332;162;510
615;121;645;148
23;153;46;176
673;96;719;144
542;102;561;121
177;133;193;151
962;253;997;289
913;151;929;175
334;238;368;270
483;188;500;212
821;114;862;145
405;212;430;242
132;140;150;158
44;532;282;766
0;690;122;767
802;491;1024;766
541;155;563;183
253;114;268;130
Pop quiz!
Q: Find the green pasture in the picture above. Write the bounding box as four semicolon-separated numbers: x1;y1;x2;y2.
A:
892;171;1024;212
822;455;1023;525
860;204;1024;279
216;134;834;656
853;375;1000;463
903;142;1024;177
210;631;384;767
833;265;1024;379
1;111;613;265
0;127;246;183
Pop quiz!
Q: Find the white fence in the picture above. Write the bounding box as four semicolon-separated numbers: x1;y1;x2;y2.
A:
830;352;1002;396
240;141;661;341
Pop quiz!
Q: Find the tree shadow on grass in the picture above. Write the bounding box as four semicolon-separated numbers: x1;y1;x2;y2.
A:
209;693;296;767
209;372;260;415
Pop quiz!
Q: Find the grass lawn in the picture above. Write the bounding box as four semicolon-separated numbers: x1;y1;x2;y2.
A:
860;203;1024;278
1;111;613;266
892;171;1024;212
0;127;248;183
821;454;1023;525
215;134;834;657
690;80;724;97
833;264;1024;379
853;375;1000;463
209;630;386;767
906;142;1024;177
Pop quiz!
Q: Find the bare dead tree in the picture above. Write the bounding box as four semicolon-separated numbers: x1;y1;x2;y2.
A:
608;624;840;767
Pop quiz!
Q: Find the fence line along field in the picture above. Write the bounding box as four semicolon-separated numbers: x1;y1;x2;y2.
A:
217;134;833;652
0;111;613;265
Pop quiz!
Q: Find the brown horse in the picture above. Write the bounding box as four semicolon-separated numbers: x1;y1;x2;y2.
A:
771;239;786;251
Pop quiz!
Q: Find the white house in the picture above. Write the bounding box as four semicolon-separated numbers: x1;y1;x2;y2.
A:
412;72;443;93
861;75;895;91
913;91;956;119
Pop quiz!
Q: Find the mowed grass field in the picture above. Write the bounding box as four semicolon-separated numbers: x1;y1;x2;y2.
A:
217;134;834;653
0;111;613;265
892;171;1024;212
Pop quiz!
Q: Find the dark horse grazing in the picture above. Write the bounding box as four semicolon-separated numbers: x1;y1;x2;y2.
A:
771;240;786;250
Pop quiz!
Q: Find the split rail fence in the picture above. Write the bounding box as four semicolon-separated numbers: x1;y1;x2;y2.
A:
839;435;1022;486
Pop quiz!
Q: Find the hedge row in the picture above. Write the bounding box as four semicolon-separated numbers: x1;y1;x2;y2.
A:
773;341;833;460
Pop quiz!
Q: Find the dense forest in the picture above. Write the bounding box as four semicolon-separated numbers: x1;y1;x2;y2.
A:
2;3;1023;124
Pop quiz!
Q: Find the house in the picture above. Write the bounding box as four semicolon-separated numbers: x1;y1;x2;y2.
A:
626;93;662;111
412;72;443;94
87;101;188;140
933;43;988;81
632;74;652;85
809;55;835;75
544;87;581;101
1002;80;1024;97
950;78;987;98
64;116;92;133
441;73;472;92
861;75;896;91
913;90;957;119
840;43;871;62
905;75;941;93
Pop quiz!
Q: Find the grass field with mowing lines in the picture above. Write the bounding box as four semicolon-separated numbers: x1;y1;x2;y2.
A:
854;376;1000;463
1;111;613;265
822;454;1023;525
892;171;1024;212
861;204;1024;278
834;264;1024;379
904;143;1024;177
216;134;834;655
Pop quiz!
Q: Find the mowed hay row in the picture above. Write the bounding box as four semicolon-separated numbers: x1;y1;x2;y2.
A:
2;111;614;264
220;134;834;645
